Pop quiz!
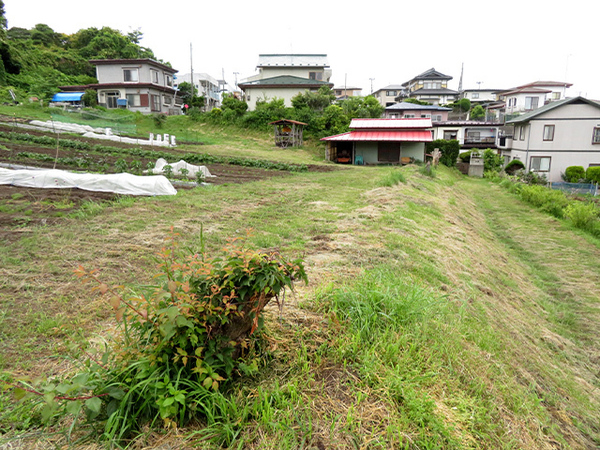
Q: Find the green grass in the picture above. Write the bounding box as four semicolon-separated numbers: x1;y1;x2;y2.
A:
1;115;600;448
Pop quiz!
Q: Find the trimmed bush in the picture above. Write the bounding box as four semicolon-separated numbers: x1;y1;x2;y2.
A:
426;139;460;167
564;166;586;182
504;159;525;175
586;166;600;184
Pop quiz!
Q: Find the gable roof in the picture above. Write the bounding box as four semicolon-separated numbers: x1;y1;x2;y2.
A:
257;54;329;68
238;75;332;89
89;58;177;73
385;102;452;111
506;96;600;124
403;68;453;87
350;118;432;129
410;87;459;96
516;81;573;89
500;86;552;96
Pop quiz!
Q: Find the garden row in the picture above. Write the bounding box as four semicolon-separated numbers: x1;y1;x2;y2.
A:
0;131;310;173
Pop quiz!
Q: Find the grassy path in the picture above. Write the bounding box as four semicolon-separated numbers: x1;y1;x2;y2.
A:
463;178;600;449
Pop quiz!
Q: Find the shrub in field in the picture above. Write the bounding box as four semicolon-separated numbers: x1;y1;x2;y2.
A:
458;151;472;163
564;166;586;182
519;185;569;218
564;201;600;233
482;148;503;173
7;231;307;441
586;166;600;184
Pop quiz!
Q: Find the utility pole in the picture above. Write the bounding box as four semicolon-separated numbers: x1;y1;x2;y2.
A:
233;72;239;91
369;78;375;95
190;43;194;98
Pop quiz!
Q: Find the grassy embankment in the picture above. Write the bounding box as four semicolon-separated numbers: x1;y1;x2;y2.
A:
1;108;599;449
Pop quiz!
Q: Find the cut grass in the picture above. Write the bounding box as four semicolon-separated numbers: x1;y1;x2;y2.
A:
0;129;599;448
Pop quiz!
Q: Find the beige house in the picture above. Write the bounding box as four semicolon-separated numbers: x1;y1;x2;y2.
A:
238;54;333;110
501;96;600;182
90;59;181;115
372;85;406;107
401;68;459;105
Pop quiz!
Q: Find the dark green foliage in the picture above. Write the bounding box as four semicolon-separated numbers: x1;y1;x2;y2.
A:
458;151;472;163
504;159;525;175
482;148;503;173
291;85;335;111
404;98;431;106
426;139;460;167
82;89;97;107
339;95;384;119
455;98;471;113
470;104;485;121
221;93;248;117
564;166;586;182
586;166;600;184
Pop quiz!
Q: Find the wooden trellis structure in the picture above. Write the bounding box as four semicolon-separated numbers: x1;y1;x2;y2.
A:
269;119;307;148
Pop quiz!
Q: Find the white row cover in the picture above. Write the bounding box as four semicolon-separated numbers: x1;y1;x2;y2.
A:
0;168;177;196
148;158;215;178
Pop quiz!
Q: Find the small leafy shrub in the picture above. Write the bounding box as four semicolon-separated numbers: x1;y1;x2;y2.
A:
130;160;142;174
162;164;173;178
425;139;460;167
458;151;472;163
7;231;307;442
504;159;525;175
196;170;205;185
419;164;436;178
564;201;599;233
564;166;586;182
586;166;600;184
482;148;503;173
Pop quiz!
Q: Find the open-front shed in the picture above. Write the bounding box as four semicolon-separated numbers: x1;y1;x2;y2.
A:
269;119;307;148
321;118;433;165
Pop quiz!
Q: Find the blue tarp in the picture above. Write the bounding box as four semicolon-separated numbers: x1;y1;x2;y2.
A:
51;92;85;102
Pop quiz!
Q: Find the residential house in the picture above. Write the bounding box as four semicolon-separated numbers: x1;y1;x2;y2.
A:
432;121;501;150
174;72;221;110
497;81;573;117
401;68;459;105
321;118;432;165
500;96;600;182
238;54;333;110
334;86;362;101
460;88;503;104
372;85;406;107
385;102;451;121
90;59;181;115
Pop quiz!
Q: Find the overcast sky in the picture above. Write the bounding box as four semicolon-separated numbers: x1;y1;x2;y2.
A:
6;0;600;99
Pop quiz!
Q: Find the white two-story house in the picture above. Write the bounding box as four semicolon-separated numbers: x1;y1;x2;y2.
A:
238;54;333;110
88;59;182;115
501;96;600;182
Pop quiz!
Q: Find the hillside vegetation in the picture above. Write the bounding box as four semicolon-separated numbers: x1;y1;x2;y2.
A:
0;108;599;449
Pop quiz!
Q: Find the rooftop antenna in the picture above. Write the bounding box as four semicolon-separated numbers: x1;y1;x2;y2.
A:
476;81;483;89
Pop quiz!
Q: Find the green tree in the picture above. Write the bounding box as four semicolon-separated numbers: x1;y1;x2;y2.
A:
221;93;248;117
470;104;485;121
482;148;503;172
0;0;7;34
426;139;460;167
82;89;97;107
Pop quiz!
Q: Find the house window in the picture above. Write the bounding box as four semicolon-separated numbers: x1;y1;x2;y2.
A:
421;114;431;118
151;94;161;111
467;131;481;142
552;92;561;100
123;68;139;82
472;93;479;99
378;142;400;162
126;94;141;107
530;156;551;172
519;126;526;140
444;130;457;140
163;95;172;105
386;90;397;96
309;72;323;81
151;69;159;84
424;82;441;89
404;114;415;118
592;127;600;144
165;75;173;87
543;125;555;141
525;96;539;110
432;114;442;121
